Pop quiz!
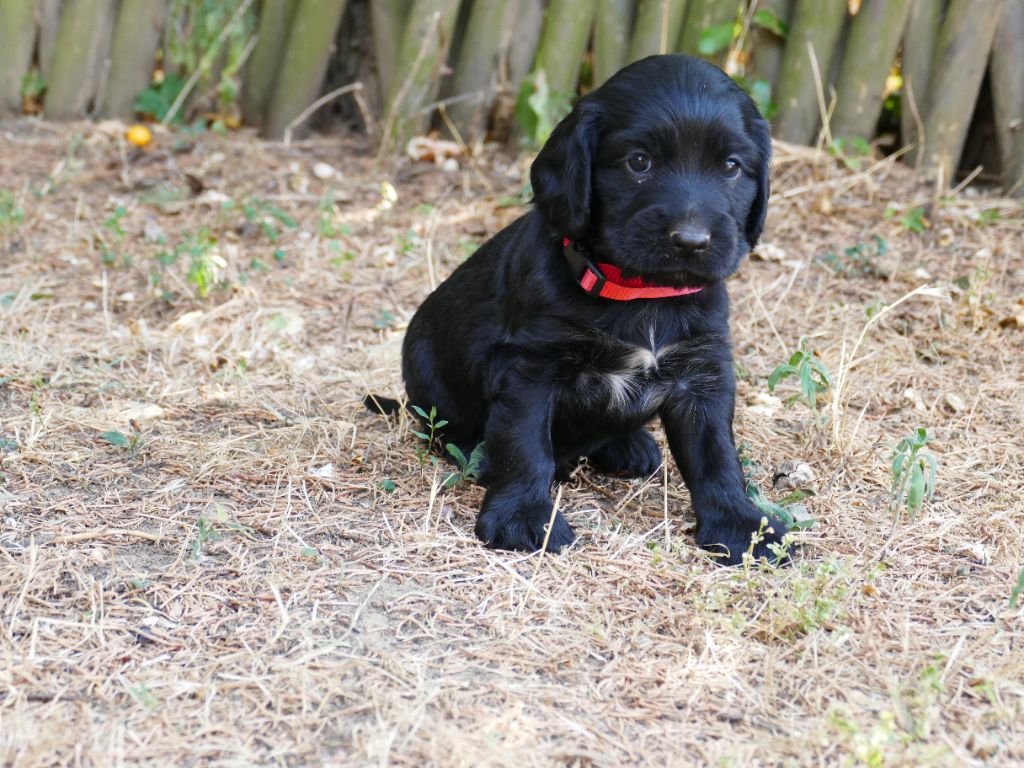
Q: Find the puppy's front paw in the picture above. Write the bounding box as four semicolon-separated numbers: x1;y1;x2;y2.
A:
696;506;792;567
475;497;576;553
588;429;662;478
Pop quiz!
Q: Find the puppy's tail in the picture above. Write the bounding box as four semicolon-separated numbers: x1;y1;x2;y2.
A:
363;394;403;416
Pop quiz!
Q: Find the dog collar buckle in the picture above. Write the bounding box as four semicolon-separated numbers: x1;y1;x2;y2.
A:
562;238;607;297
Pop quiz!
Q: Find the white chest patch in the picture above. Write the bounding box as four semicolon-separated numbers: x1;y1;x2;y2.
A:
592;339;672;412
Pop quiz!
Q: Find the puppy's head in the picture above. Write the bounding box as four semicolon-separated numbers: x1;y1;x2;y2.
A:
531;55;770;287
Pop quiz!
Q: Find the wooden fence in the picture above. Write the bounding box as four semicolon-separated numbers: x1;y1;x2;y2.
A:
0;0;1020;195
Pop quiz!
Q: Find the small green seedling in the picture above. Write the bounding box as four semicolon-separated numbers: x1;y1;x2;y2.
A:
816;235;888;278
740;516;793;569
0;190;25;239
767;338;832;416
886;204;927;234
829;136;872;171
101;426;142;457
444;442;485;488
739;445;816;530
129;682;160;710
890;428;937;518
976;208;1000;227
410;405;447;463
1010;569;1024;609
238;196;297;243
515;69;573;148
191;515;222;560
181;229;225;298
99;205;129;266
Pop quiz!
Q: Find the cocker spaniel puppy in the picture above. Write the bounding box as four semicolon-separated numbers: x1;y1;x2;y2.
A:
373;55;787;564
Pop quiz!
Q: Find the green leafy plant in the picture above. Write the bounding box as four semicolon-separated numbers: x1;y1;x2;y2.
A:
739;445;816;530
317;190;352;238
101;427;143;457
816;235;888;278
444;442;486;488
697;5;787;118
698;22;737;56
191;515;222;559
20;69;46;101
231;196;298;243
190;504;255;560
99;205;128;266
768;339;832;416
829;136;873;171
157;0;257;125
752;7;788;37
410;405;447;464
1011;569;1024;609
515;69;573;148
889;428;937;518
886;204;928;234
134;73;187;124
168;228;225;298
129;682;160;709
0;189;25;241
373;308;398;330
976;208;1000;226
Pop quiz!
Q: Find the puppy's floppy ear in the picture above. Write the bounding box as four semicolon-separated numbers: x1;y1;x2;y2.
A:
745;115;772;248
530;101;601;241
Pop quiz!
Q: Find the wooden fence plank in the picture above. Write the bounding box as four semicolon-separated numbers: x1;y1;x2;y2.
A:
831;0;912;141
101;0;168;118
0;1;39;117
262;0;349;139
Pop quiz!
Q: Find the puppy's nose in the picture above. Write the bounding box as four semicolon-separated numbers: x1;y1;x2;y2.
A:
670;226;711;254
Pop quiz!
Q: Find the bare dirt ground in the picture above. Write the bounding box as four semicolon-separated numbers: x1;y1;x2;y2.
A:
1;119;1022;767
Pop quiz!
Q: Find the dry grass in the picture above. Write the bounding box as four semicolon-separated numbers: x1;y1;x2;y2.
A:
1;119;1022;767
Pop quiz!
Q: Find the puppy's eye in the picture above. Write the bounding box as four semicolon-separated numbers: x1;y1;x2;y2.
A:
626;152;652;174
723;156;742;177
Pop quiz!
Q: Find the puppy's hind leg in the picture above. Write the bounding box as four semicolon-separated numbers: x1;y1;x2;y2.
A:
588;429;662;479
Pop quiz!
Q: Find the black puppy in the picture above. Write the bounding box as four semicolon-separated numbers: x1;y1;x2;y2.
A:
380;55;788;564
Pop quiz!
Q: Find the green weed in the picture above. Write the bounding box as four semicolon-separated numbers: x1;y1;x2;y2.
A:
99;205;128;266
191;504;255;560
229;196;298;243
829;136;873;171
20;69;46;102
829;709;900;768
1010;569;1024;609
101;426;143;457
444;442;485;488
886;204;928;234
166;228;225;298
129;682;160;709
889;428;937;518
816;235;888;278
410;404;446;462
515;69;573;148
0;189;25;242
767;338;832;416
135;73;187;124
738;445;816;530
157;0;256;125
191;515;222;559
976;208;1000;226
697;6;786;118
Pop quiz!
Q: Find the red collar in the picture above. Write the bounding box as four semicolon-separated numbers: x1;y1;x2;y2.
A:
563;239;704;301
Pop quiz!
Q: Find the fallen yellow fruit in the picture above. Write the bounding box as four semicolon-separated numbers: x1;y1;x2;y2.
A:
126;124;153;148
